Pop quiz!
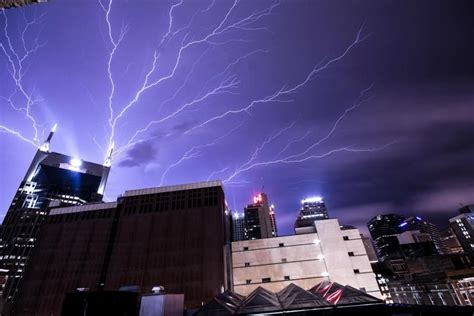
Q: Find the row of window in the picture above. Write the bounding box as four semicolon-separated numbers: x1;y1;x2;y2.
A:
245;276;290;284
122;196;219;215
49;209;114;223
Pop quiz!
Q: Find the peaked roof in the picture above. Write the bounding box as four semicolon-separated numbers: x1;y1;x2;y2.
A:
237;286;281;314
277;283;331;310
197;282;383;315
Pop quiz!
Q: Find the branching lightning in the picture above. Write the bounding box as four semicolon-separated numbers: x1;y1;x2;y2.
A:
0;9;46;148
97;0;281;161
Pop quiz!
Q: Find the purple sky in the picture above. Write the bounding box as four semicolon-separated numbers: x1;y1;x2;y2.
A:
1;0;473;236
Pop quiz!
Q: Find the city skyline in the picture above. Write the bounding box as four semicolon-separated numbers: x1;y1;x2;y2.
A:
1;0;473;237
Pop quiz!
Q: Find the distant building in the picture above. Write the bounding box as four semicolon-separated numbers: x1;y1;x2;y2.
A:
399;216;448;254
0;125;110;304
231;218;381;298
294;197;329;231
367;214;406;259
441;228;464;254
232;212;246;241
449;205;474;253
243;193;274;240
13;181;232;315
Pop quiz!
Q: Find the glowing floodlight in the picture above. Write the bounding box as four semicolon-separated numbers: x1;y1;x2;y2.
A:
70;158;82;167
321;271;329;277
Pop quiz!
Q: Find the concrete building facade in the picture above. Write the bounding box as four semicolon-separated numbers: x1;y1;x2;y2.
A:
231;219;381;298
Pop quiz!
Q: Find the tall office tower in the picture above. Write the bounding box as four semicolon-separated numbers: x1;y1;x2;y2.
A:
269;204;278;237
398;216;448;254
232;212;246;241
244;193;274;240
0;125;111;304
294;196;329;230
449;205;474;253
14;181;232;315
367;214;406;259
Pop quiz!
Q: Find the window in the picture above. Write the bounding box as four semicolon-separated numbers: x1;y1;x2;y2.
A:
243;247;249;251
284;276;290;281
281;258;287;263
246;280;251;284
244;262;250;267
262;278;271;283
348;251;354;256
353;269;360;274
343;236;349;241
279;243;284;247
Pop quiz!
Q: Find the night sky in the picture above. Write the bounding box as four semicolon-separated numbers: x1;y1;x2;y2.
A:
1;0;473;236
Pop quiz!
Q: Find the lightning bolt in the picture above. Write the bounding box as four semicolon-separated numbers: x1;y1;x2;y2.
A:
184;24;371;135
98;0;281;161
0;9;46;148
215;86;393;183
159;121;244;186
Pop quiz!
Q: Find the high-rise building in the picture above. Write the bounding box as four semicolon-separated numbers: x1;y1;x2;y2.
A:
232;218;381;298
0;125;111;303
449;205;474;253
367;214;406;259
232;212;246;241
440;228;464;254
13;181;232;315
399;216;448;254
244;193;273;240
294;196;329;230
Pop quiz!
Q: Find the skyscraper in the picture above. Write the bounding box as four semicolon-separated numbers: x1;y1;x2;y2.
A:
399;216;448;254
294;196;329;229
232;212;246;241
449;205;474;253
244;193;274;240
367;214;406;259
0;125;111;303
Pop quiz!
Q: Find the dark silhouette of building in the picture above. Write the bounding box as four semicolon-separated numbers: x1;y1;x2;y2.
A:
0;125;111;305
449;205;474;253
13;181;232;315
367;214;406;259
244;193;273;240
294;196;329;229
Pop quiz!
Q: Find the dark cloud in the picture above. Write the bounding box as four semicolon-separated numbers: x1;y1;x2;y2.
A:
118;142;158;168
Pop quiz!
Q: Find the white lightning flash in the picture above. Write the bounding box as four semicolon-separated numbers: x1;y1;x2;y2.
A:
0;9;46;148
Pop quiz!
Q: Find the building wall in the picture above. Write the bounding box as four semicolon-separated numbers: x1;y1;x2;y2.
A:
232;219;381;298
13;181;232;315
12;203;117;316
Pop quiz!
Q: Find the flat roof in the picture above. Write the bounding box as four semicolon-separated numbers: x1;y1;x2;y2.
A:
123;180;223;197
49;202;118;216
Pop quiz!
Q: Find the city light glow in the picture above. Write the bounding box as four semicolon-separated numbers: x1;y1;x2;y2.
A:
302;196;323;204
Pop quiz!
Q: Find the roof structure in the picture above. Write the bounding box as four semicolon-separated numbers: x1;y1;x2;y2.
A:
196;282;383;315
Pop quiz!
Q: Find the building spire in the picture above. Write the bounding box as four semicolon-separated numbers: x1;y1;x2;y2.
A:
39;123;57;152
104;142;114;167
